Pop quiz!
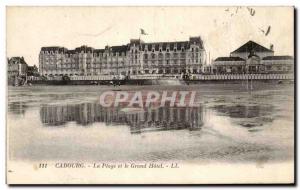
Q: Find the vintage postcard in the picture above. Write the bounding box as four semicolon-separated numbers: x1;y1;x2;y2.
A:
6;6;294;184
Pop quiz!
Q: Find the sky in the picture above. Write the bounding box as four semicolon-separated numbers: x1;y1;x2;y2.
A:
6;6;294;66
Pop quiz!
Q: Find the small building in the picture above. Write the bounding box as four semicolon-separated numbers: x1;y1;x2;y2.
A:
27;65;39;76
7;57;28;78
212;57;245;74
212;41;294;74
261;56;294;74
7;57;28;85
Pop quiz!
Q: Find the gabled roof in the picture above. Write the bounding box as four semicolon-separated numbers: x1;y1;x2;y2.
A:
231;41;273;54
262;56;294;60
214;57;245;62
8;57;27;64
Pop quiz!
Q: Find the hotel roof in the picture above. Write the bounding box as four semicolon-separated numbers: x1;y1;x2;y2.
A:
110;45;129;53
141;41;191;51
41;46;68;53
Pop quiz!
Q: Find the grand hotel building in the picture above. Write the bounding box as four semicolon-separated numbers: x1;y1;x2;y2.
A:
39;37;206;77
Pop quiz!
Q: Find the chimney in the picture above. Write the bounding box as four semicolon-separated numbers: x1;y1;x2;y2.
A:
270;44;274;51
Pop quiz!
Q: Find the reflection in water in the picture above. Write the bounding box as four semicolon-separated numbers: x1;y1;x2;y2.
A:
40;103;205;134
8;102;28;116
213;104;274;118
212;104;275;129
7;85;294;163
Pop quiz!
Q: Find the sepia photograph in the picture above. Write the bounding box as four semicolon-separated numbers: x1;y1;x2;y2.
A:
6;6;295;184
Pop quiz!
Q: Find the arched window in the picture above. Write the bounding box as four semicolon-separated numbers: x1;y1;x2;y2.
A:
173;53;178;58
143;54;148;60
151;53;156;59
166;53;170;59
158;53;163;59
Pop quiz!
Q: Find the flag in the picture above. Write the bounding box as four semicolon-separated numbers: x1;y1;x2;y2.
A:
140;28;148;35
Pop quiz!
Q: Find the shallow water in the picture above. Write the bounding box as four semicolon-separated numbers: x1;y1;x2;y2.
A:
7;83;294;163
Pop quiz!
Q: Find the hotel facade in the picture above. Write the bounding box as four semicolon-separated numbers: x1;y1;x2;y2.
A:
39;37;206;77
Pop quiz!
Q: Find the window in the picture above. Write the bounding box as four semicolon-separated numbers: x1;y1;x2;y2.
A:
158;53;163;59
143;54;148;60
181;52;185;58
166;53;170;59
151;53;155;59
